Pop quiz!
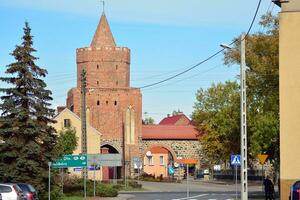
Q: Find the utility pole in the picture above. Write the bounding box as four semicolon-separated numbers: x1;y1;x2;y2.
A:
240;33;248;200
81;69;87;199
122;122;126;184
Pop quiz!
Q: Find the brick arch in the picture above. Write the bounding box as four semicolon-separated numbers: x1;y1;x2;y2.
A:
100;143;121;154
142;144;177;162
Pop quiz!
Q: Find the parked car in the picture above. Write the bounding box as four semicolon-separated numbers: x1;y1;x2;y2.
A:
16;184;38;200
290;181;300;200
0;183;24;200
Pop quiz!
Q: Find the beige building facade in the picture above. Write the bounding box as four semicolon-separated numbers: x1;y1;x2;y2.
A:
52;108;102;180
276;0;300;198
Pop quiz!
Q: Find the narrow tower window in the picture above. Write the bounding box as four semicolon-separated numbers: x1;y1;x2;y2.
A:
97;100;100;106
97;64;99;69
116;65;118;70
116;81;118;86
106;101;108;105
114;101;117;106
97;81;99;86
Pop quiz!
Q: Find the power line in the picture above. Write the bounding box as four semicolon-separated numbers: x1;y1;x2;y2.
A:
139;0;262;89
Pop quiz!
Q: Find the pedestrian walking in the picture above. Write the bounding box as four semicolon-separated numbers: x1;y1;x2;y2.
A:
264;176;274;200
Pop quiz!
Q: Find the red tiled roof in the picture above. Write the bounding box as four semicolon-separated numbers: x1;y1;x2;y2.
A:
142;125;199;140
159;114;190;125
149;146;169;154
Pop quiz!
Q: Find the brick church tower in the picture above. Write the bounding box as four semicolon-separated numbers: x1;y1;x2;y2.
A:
66;13;142;179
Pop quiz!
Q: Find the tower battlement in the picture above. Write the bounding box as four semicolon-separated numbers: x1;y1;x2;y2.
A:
76;46;130;64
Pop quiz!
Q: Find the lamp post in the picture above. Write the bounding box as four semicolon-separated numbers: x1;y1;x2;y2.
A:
221;33;248;200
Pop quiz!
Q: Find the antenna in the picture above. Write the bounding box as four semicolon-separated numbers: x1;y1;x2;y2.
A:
100;0;105;14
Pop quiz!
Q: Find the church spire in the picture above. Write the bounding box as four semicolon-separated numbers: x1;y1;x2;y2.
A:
90;14;116;48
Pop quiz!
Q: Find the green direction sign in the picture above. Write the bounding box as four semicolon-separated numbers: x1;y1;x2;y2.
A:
52;155;87;168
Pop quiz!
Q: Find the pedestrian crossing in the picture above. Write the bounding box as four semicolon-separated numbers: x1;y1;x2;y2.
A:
170;193;235;200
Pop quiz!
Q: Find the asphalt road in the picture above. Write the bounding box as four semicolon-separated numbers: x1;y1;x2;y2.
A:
120;180;271;200
123;191;265;200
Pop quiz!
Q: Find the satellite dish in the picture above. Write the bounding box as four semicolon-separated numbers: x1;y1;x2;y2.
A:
174;162;179;168
146;151;152;157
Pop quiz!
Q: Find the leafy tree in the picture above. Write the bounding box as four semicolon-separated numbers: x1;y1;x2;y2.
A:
192;81;240;167
56;127;78;156
224;13;279;174
143;117;155;125
0;22;58;197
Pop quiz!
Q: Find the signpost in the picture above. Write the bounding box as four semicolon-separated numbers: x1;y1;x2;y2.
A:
48;162;51;200
257;154;269;192
52;155;87;168
177;159;198;199
132;157;141;182
51;155;87;199
231;155;241;200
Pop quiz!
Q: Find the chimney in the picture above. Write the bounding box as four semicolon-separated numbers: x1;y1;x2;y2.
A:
57;106;66;113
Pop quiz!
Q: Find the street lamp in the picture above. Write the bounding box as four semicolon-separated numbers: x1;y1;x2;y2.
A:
220;33;248;200
220;43;232;49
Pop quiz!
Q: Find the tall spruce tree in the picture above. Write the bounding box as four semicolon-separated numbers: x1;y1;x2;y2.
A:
0;22;58;196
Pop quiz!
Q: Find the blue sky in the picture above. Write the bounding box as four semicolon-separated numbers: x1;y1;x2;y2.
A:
0;0;279;122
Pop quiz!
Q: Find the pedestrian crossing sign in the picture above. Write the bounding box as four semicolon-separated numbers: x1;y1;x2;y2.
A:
231;155;241;166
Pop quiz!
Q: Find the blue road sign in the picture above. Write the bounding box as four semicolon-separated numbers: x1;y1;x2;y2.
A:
168;165;175;175
231;155;241;166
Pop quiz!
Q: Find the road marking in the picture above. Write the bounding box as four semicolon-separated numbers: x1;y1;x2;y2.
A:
172;194;208;200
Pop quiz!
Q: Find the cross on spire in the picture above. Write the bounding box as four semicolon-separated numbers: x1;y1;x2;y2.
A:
100;0;105;14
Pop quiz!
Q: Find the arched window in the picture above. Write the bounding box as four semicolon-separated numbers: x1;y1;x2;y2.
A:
125;106;135;144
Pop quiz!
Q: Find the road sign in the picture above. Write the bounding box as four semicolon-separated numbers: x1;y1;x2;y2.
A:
257;154;268;165
132;157;142;169
231;155;241;166
87;154;122;167
168;165;174;174
52;155;87;168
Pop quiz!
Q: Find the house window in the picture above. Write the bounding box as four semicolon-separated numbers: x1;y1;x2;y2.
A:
114;101;117;106
97;64;99;69
97;81;99;86
148;156;154;166
106;101;108;105
64;119;71;128
160;156;164;166
97;100;100;106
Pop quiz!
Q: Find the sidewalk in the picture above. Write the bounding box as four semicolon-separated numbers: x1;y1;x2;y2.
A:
87;194;135;200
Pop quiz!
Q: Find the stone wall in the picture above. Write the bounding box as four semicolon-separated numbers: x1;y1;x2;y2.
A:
142;139;201;179
142;140;201;161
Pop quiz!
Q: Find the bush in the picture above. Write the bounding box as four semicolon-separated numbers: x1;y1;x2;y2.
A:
50;184;64;200
62;177;118;197
128;181;142;188
94;183;118;197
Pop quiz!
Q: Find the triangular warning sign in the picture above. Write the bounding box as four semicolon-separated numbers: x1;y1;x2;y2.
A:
257;154;268;165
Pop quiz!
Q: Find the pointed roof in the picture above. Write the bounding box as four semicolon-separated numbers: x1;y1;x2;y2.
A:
91;14;116;48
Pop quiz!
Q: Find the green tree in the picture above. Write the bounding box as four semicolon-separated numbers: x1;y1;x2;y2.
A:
224;13;279;172
143;117;155;125
0;22;58;197
192;81;240;167
56;127;78;156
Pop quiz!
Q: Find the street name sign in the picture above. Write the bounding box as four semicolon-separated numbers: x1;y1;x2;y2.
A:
231;155;241;166
257;154;268;165
52;155;87;168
